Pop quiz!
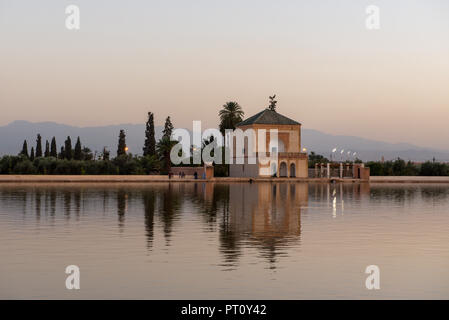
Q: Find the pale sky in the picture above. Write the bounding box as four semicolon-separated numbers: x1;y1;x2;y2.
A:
1;0;449;150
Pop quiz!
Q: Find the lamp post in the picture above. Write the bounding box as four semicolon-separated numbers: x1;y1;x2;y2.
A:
331;148;337;162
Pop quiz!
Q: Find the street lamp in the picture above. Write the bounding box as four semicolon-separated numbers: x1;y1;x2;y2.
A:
331;148;337;162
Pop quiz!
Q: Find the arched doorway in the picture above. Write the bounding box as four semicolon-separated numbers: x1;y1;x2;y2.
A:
290;163;296;177
279;162;287;177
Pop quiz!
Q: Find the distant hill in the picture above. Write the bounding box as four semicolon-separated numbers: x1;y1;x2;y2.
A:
301;129;449;162
0;121;448;161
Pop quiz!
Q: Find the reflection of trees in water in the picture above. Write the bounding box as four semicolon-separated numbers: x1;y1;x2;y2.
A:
142;189;156;249
74;190;81;218
219;218;241;269
0;189;28;215
35;189;41;221
370;187;409;204
216;185;243;268
14;182;449;271
21;190;27;216
49;190;56;223
63;190;71;219
192;183;230;230
159;185;182;245
103;189;109;215
420;186;449;204
117;189;127;232
182;183;242;267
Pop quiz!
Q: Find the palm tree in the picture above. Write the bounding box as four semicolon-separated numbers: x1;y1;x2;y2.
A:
218;101;244;135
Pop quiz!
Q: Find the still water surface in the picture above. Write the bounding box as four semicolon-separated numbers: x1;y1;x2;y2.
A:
1;182;448;299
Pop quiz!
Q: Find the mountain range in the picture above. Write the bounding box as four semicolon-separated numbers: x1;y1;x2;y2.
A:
1;120;448;162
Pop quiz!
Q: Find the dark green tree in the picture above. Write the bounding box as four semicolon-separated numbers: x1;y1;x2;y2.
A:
44;140;50;157
82;147;93;161
64;136;72;160
35;134;43;158
157;135;177;174
20;140;29;158
420;161;448;176
365;161;383;176
50;137;57;157
59;146;65;159
30;147;35;161
162;116;174;139
392;158;406;176
268;94;277;111
405;161;419;176
102;147;110;161
74;137;82;160
117;130;127;156
218;101;244;135
308;151;330;168
143;112;156;156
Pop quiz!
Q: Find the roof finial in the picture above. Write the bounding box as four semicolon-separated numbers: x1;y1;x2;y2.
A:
268;94;277;111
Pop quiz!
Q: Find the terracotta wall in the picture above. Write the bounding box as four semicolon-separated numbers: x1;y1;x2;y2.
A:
171;167;205;177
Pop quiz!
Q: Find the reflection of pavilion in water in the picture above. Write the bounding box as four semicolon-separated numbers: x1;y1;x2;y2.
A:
219;183;308;268
150;182;308;268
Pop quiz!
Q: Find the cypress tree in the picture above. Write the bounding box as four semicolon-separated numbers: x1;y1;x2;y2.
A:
35;134;43;158
65;136;72;160
59;146;65;159
30;147;35;161
44;140;50;157
162;116;173;139
143;112;156;156
74;137;82;160
50;137;57;158
117;130;127;156
20;140;29;158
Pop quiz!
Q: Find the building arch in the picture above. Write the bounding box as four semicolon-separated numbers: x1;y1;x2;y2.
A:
279;162;288;177
290;163;296;177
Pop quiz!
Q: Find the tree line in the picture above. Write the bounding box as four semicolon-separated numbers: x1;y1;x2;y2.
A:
365;159;449;176
0;113;177;175
0;98;245;175
307;152;449;176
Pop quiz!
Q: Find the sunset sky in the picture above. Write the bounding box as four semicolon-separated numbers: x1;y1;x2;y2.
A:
1;0;448;150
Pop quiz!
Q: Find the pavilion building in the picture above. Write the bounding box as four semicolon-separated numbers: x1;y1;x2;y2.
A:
229;108;308;178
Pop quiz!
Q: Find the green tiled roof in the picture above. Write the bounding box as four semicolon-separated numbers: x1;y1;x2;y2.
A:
236;109;300;127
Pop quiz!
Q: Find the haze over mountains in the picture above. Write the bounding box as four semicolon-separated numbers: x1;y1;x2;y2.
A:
1;120;448;162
